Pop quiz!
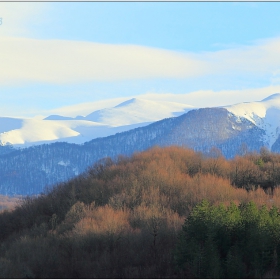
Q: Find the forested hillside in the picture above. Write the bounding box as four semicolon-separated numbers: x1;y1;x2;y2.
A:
2;146;280;278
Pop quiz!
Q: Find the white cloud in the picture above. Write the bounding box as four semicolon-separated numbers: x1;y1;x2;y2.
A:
200;37;280;78
0;37;208;85
139;85;280;108
1;36;280;86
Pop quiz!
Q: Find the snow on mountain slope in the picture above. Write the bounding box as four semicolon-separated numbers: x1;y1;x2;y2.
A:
224;93;280;147
78;98;194;126
0;119;147;146
3;93;280;148
0;119;80;145
0;98;194;146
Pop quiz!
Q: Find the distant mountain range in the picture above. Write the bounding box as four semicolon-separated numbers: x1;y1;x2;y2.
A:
1;94;280;195
0;98;194;147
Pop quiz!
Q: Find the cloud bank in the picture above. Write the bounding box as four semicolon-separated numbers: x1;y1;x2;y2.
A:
0;37;207;85
1;36;280;87
201;37;280;82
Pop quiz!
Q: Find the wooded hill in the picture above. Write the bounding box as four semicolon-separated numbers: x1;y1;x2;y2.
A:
1;146;280;278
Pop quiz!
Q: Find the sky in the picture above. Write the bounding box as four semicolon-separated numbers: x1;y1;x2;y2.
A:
1;2;280;117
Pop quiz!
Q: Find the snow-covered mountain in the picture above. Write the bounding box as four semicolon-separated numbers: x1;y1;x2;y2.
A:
1;93;280;195
4;93;280;149
78;98;194;126
224;93;280;148
1;93;280;150
0;98;194;147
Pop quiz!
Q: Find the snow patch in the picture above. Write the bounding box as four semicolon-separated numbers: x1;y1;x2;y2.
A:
72;167;79;175
58;160;70;167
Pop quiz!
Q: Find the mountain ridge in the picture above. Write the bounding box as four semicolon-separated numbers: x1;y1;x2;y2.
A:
0;98;194;147
0;94;279;195
0;106;267;195
225;92;280;147
1;93;280;148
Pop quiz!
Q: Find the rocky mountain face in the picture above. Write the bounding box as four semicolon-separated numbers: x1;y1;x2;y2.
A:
0;107;266;195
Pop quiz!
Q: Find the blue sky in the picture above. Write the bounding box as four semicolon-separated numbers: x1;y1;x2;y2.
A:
1;2;280;117
35;2;280;51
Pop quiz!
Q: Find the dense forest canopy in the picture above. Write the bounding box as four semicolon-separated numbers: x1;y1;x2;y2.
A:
176;200;280;278
1;146;280;278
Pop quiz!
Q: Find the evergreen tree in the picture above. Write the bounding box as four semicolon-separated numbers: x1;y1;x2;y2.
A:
175;200;280;278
